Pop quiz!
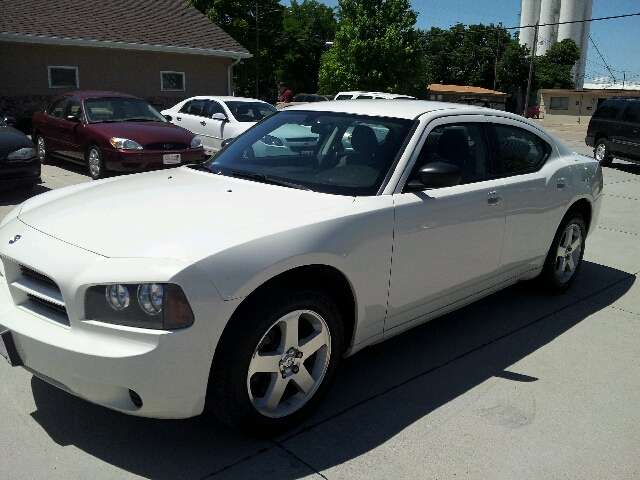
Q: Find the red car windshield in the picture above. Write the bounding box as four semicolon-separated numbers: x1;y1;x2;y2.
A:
84;98;167;124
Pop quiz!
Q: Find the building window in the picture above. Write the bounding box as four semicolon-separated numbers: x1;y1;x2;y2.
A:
48;66;79;88
161;71;185;91
549;97;569;110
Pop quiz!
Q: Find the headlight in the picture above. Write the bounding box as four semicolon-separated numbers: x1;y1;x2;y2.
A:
8;147;37;160
109;137;143;150
261;134;283;146
85;283;193;329
191;137;203;148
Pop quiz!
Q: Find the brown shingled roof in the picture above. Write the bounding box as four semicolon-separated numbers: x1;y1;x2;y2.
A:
429;84;507;96
0;0;250;56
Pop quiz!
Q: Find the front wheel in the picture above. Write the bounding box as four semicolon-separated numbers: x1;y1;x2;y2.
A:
206;284;343;437
594;138;612;167
86;145;107;180
538;212;586;294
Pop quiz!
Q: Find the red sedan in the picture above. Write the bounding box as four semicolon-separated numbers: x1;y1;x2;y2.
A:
522;105;541;119
32;91;206;179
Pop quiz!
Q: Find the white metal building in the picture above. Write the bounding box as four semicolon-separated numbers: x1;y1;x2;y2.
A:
519;0;593;89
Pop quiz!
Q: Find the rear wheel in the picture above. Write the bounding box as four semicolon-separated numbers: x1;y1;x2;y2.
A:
206;284;343;437
86;145;107;180
594;138;612;167
538;212;586;294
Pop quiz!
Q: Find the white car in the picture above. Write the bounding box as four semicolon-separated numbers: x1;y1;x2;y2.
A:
334;91;416;100
161;96;276;155
0;101;603;437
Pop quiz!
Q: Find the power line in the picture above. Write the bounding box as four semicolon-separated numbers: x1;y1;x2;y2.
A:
589;36;616;83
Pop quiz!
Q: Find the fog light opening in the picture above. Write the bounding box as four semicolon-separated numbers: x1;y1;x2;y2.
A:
129;389;143;408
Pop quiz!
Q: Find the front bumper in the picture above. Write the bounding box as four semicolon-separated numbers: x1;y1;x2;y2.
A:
103;148;206;172
0;220;235;419
0;157;41;188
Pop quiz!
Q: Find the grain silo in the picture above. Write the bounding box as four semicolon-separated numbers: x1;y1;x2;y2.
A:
519;0;593;88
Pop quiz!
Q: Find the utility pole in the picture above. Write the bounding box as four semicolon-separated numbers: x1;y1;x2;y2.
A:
524;22;539;116
255;1;259;99
493;23;502;91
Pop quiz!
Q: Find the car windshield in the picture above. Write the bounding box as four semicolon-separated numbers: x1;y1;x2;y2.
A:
203;110;415;196
226;101;277;122
84;98;167;124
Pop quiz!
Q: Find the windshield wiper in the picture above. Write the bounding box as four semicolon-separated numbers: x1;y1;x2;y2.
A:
230;170;311;191
123;118;158;122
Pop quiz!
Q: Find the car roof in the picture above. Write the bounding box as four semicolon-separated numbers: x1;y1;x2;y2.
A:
63;91;140;100
181;96;270;103
279;99;528;121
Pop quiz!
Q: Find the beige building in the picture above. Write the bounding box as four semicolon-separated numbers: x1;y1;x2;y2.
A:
540;89;640;125
0;0;250;129
428;84;510;111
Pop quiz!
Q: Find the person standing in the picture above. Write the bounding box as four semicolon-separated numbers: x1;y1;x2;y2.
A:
277;81;293;104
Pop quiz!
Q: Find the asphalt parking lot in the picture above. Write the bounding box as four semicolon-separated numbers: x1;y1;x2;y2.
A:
1;123;639;479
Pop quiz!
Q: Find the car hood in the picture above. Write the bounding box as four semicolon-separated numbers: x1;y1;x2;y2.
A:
0;126;34;157
17;167;355;260
87;121;195;143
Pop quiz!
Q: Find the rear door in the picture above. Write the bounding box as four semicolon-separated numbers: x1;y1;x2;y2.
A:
619;101;640;160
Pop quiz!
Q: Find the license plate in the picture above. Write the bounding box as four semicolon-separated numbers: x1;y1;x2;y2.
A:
163;153;181;165
0;327;23;367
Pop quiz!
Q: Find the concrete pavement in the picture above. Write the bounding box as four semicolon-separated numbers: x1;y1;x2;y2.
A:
0;124;639;479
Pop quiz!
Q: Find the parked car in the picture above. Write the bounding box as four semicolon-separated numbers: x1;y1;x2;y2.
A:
0;101;603;438
522;105;541;119
276;93;333;110
334;91;416;100
0;116;40;189
32;91;206;180
585;97;640;166
161;97;276;155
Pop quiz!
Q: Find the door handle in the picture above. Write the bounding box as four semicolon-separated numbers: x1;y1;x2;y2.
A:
176;117;182;121
556;177;567;189
486;190;502;205
200;121;207;126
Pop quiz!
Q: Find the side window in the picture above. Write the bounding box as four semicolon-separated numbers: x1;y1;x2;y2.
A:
408;123;490;185
203;100;226;117
179;99;206;116
621;101;640;123
45;97;68;118
61;97;82;119
593;100;625;120
493;124;550;175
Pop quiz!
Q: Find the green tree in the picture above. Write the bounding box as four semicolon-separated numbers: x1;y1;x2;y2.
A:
534;38;581;89
276;0;337;96
189;0;286;98
318;0;428;98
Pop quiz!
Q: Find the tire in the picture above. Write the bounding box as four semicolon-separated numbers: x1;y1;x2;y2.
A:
86;145;107;180
206;283;343;437
538;212;586;294
594;138;612;167
35;134;49;164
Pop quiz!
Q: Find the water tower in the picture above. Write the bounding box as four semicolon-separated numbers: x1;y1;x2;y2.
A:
519;0;593;88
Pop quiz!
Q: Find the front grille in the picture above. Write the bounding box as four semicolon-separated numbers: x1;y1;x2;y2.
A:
146;142;187;151
4;260;70;326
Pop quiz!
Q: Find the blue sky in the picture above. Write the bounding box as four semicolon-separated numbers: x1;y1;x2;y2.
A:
286;0;640;88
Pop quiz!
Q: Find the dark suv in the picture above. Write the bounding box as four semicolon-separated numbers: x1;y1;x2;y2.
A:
586;97;640;166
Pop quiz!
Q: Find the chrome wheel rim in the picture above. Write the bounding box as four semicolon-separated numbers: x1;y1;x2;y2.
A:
36;136;46;162
595;143;606;162
88;149;101;177
247;309;331;418
554;223;582;283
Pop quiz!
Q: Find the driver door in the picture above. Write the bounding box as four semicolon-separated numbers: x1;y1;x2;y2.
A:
386;118;506;334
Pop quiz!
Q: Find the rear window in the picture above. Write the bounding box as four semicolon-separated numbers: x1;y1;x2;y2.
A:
621;101;640;123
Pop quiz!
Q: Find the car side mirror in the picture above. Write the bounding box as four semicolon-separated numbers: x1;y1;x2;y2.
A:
2;116;16;126
211;113;228;122
66;114;81;123
405;162;462;191
163;114;173;121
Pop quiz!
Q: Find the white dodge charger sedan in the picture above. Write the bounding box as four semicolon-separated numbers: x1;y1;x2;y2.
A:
161;96;276;156
0;101;603;437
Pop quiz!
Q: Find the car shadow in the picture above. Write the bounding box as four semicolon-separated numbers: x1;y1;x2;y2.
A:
609;160;640;175
28;261;633;479
0;183;51;207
